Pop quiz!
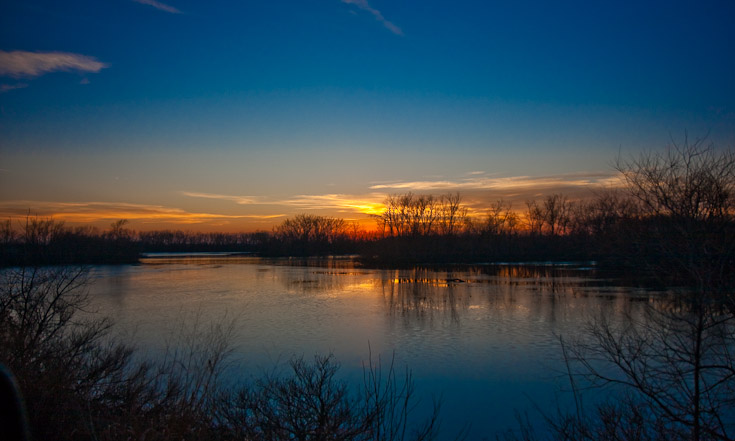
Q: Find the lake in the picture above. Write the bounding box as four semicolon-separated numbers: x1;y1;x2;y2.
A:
87;255;654;439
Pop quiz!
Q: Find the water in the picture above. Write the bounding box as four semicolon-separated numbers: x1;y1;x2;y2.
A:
86;256;653;439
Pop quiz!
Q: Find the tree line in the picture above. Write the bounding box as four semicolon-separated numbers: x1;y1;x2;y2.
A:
2;141;734;280
0;218;268;266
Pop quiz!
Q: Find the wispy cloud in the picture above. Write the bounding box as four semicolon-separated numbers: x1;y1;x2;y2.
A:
0;201;283;226
180;192;262;205
370;171;623;191
0;83;28;93
341;0;403;35
366;171;627;214
0;51;109;78
183;191;387;216
279;194;386;215
181;173;623;220
132;0;182;14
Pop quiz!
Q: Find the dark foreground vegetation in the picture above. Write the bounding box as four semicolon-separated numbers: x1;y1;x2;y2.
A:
1;139;734;441
500;140;735;441
0;264;448;441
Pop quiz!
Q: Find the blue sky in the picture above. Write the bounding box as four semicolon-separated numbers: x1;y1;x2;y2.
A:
1;0;734;231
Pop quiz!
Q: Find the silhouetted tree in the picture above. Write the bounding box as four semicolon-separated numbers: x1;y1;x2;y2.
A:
616;135;735;291
0;219;14;245
437;193;467;236
273;214;348;256
505;138;735;441
106;219;131;241
525;201;544;236
220;354;443;441
378;193;472;238
484;200;519;236
541;194;570;236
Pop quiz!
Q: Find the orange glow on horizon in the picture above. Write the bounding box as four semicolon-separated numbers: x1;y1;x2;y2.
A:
0;178;616;233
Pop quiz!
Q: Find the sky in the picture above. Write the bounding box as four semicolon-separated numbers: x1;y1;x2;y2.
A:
1;0;734;232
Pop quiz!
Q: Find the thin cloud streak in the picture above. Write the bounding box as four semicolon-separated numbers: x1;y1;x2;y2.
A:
0;201;283;225
0;51;109;78
180;191;262;205
0;83;28;93
341;0;403;35
370;171;623;191
183;191;386;215
132;0;182;14
182;173;623;219
280;194;386;215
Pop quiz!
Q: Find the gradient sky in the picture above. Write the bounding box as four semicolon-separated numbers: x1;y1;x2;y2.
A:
1;0;734;231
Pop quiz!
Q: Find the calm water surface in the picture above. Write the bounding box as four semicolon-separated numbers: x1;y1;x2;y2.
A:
87;256;654;439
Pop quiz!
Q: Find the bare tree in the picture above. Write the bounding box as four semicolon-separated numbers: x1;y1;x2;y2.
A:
21;216;66;247
438;193;467;236
525;201;544;235
541;194;570;236
220;353;444;441
506;139;735;441
378;193;448;237
565;298;735;441
274;214;348;255
616;135;735;222
0;266;138;439
616;136;735;297
483;200;518;236
0;219;14;245
569;188;639;236
106;219;132;241
0;265;250;441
